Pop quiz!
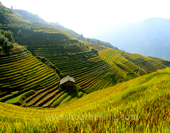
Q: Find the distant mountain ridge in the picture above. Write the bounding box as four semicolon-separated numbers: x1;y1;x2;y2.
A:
13;9;50;26
90;17;170;60
50;22;116;49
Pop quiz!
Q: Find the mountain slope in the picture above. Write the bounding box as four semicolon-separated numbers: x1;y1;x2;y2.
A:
13;9;50;26
1;27;168;108
13;8;115;49
90;17;170;60
1;3;170;108
0;67;169;132
0;31;85;107
50;22;116;49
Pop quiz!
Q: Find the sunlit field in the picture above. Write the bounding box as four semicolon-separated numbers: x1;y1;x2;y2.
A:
1;67;169;132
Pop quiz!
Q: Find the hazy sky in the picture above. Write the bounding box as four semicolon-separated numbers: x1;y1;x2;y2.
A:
1;0;170;37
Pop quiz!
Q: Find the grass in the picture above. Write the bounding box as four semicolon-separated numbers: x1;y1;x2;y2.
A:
6;13;31;25
0;67;169;132
5;90;35;104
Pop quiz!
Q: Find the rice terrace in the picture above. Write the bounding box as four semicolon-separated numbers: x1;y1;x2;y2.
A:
0;2;170;133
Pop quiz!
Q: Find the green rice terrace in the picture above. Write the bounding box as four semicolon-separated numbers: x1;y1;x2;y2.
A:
0;38;170;108
0;66;170;132
0;4;170;108
0;3;170;109
0;3;170;132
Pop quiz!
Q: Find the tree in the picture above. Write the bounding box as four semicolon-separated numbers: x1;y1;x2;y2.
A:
98;40;100;44
4;30;14;43
91;48;98;55
80;34;84;41
0;35;5;45
17;29;22;35
3;40;12;54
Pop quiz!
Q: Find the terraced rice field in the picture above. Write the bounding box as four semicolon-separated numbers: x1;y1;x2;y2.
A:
53;54;114;93
0;46;142;108
1;43;168;108
0;49;78;107
50;48;144;94
98;48;147;78
123;52;167;72
0;67;169;132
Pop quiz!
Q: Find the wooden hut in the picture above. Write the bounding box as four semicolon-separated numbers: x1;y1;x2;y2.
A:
60;76;75;87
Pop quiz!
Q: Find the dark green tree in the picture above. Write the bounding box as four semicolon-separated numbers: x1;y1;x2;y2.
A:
4;30;14;43
17;29;22;35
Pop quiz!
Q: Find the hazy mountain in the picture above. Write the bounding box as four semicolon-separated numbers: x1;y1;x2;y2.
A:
90;17;170;60
12;9;115;49
50;22;116;49
13;9;51;26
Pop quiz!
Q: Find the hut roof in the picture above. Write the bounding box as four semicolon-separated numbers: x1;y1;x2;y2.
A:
60;76;75;85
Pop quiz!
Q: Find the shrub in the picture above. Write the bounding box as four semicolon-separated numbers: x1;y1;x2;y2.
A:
0;29;4;35
0;35;5;45
75;84;82;92
17;29;22;35
78;91;84;98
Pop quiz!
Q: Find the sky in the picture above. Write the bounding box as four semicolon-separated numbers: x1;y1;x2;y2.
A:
1;0;170;37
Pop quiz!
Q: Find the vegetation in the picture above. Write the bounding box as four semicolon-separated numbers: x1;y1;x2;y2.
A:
0;30;84;107
0;67;169;132
51;22;117;49
149;56;170;67
1;3;170;108
13;9;50;26
0;29;26;55
0;3;170;132
12;6;117;49
123;52;167;72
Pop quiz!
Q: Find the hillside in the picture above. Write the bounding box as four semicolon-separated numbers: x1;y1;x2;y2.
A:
0;3;170;132
0;67;169;132
0;30;88;107
1;3;170;108
1;37;169;108
12;8;115;49
50;22;116;49
90;17;170;61
13;9;50;26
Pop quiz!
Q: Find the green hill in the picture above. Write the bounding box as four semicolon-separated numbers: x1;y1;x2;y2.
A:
13;8;115;49
0;30;86;107
13;9;50;26
50;22;116;49
1;31;169;108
